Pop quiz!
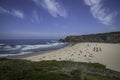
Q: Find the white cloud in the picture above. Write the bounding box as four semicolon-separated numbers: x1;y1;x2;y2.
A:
83;0;117;25
32;0;67;18
11;10;24;19
84;0;100;6
0;6;9;13
0;6;24;19
31;10;40;24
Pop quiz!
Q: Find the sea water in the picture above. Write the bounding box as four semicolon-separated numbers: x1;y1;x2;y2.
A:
0;39;68;57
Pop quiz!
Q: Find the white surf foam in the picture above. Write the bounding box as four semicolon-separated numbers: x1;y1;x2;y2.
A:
0;51;33;57
0;43;5;46
1;45;22;51
21;42;65;51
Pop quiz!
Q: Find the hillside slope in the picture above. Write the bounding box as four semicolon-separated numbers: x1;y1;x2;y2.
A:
62;32;120;43
0;58;120;80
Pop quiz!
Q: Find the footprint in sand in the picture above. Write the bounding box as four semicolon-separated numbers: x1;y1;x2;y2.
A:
84;55;87;57
89;54;94;58
59;58;61;60
43;56;45;58
71;54;74;56
80;50;82;53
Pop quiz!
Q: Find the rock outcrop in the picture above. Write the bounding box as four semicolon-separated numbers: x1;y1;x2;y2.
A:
62;32;120;43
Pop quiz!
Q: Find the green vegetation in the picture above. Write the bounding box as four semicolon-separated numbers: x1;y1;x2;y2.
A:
0;58;120;80
86;73;120;80
62;31;120;43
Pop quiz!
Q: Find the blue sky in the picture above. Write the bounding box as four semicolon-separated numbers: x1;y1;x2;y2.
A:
0;0;120;39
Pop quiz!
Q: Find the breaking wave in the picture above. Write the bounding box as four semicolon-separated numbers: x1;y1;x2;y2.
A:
0;41;68;57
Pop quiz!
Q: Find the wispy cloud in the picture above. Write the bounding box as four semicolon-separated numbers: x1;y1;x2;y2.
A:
0;6;9;13
83;0;117;25
32;0;67;18
0;6;24;19
11;10;24;19
31;10;40;24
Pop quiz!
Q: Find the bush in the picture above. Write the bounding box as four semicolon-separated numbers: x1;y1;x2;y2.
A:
71;69;84;80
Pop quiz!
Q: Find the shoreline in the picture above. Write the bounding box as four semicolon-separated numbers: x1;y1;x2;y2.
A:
5;51;50;59
5;46;69;59
21;42;120;72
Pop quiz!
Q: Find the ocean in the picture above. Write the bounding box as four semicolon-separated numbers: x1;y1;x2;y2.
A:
0;39;68;57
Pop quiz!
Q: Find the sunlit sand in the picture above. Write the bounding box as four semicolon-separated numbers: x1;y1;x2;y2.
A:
23;42;120;72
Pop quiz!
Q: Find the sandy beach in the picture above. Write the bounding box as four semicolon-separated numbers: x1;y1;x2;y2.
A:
22;42;120;72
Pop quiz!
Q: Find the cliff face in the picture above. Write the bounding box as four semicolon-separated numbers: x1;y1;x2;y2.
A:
63;32;120;43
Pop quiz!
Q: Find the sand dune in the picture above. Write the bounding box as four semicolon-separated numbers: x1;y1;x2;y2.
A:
22;43;120;72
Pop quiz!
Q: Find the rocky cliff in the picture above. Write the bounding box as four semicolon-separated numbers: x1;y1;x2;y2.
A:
63;32;120;43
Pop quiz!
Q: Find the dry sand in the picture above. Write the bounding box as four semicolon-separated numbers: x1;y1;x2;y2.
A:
22;43;120;72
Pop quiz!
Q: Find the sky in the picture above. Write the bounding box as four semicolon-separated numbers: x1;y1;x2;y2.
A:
0;0;120;39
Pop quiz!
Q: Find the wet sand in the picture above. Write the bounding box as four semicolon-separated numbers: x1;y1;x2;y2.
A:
22;42;120;72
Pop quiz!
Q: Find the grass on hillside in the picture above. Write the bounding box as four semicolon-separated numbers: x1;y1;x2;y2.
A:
0;58;120;80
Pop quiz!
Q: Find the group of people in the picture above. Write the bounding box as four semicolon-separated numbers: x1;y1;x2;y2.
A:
93;47;102;52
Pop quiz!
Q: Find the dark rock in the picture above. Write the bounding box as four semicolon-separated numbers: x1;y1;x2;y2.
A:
63;31;120;43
